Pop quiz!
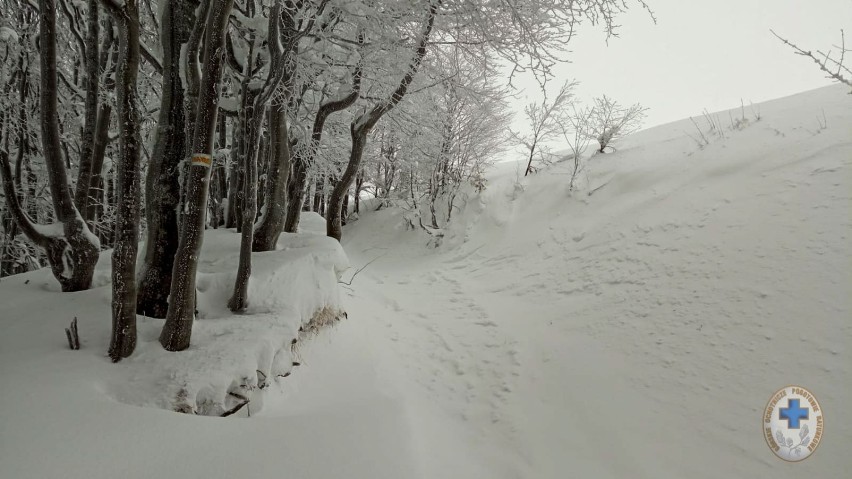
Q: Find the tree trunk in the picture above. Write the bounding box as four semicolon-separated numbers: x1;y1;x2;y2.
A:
87;104;112;221
227;106;263;312
107;0;141;362
253;98;291;251
354;171;363;214
327;127;365;241
73;0;100;221
159;0;233;351
341;188;349;226
136;0;191;318
283;152;307;232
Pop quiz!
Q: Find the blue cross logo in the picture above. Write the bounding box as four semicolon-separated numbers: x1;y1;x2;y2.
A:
779;399;809;429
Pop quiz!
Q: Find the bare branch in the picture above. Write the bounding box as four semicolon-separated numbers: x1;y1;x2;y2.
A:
772;29;852;92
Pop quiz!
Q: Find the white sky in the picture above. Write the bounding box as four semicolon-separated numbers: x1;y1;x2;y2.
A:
511;0;852;129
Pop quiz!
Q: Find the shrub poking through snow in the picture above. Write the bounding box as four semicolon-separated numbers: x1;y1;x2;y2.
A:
586;95;648;153
65;317;80;350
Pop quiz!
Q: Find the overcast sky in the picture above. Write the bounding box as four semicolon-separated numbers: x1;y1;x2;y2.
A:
512;0;852;129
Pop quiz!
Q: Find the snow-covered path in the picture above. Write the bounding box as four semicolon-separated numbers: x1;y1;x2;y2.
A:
314;239;709;478
263;85;851;478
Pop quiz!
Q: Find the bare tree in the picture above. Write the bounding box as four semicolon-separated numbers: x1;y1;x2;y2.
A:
512;80;576;176
102;0;142;362
562;104;595;190
326;0;441;241
586;95;647;153
285;32;364;234
159;0;234;351
772;29;852;92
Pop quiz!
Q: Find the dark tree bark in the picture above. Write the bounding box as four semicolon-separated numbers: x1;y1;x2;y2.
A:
103;0;141;362
253;98;291;251
87;104;112;222
340;187;349;226
326;1;439;241
224;126;240;228
176;0;211;231
136;0;192;318
354;168;364;214
227;80;258;233
160;0;234;351
73;0;101;221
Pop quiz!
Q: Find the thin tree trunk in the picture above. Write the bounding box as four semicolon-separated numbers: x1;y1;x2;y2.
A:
87;104;112;220
160;0;234;351
354;170;363;214
253;98;291;251
341;188;349;226
73;0;100;221
225;131;240;228
136;0;191;318
105;0;141;362
227;109;262;311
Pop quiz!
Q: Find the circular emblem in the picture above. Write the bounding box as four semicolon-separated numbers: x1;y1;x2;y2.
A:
763;385;823;461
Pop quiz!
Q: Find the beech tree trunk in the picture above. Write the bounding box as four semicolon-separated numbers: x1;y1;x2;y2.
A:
253;98;291;251
159;0;234;351
284;153;307;232
136;0;191;318
227;106;263;312
73;0;101;221
106;0;141;362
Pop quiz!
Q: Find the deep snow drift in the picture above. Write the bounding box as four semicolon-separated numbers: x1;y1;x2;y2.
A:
1;85;850;478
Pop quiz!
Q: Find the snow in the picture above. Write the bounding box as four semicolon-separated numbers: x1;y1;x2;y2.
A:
1;85;850;478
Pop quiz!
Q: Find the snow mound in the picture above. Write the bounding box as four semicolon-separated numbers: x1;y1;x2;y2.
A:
109;231;349;415
0;229;348;418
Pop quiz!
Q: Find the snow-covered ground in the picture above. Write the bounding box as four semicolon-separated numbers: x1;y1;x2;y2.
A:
1;85;850;478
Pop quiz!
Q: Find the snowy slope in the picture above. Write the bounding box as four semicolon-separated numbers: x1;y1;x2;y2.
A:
1;85;850;479
325;84;852;478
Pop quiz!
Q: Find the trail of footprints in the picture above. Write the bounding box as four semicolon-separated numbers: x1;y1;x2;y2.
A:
388;268;521;432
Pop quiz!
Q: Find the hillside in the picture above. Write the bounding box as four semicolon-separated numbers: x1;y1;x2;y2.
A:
1;85;850;478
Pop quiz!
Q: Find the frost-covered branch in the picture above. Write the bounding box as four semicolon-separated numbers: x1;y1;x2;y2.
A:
772;29;852;92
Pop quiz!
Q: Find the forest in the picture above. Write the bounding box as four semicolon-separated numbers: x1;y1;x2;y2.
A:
0;0;652;360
